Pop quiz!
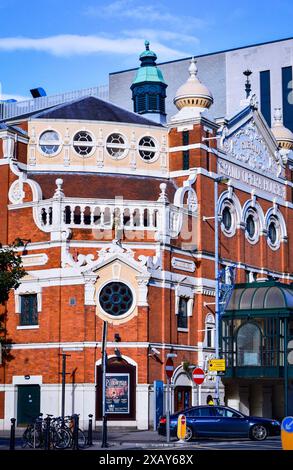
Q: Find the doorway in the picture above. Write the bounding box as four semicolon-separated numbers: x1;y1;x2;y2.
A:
174;386;191;412
17;385;40;426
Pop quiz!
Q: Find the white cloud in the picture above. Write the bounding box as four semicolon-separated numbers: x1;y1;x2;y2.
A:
0;34;188;60
85;1;208;32
124;29;200;46
0;93;29;102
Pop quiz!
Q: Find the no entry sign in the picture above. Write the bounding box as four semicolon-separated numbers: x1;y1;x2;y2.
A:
192;367;205;385
165;357;174;379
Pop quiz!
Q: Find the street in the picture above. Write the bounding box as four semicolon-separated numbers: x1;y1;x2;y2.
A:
0;429;282;451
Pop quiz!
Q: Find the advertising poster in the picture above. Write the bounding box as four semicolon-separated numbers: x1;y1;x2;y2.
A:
105;373;129;413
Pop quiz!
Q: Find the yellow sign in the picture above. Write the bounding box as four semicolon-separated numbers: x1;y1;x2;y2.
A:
281;417;293;450
177;414;187;442
208;359;226;371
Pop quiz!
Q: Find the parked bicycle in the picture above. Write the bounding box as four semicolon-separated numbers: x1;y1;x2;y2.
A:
22;413;86;449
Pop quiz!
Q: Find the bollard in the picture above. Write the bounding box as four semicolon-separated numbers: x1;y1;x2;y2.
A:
44;416;51;450
72;414;79;450
87;414;93;446
9;418;16;450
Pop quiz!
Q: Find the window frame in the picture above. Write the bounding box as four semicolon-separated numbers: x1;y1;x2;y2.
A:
19;293;38;326
38;129;62;157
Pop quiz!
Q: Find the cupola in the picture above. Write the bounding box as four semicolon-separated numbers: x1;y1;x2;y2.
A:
271;108;293;151
131;41;167;125
174;58;213;111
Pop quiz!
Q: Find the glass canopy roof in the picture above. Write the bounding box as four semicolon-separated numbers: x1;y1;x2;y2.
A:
225;281;293;313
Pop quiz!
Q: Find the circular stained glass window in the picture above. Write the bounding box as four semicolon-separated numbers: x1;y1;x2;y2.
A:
73;131;94;156
222;206;232;231
106;133;127;159
138;136;157;161
39;130;60;155
99;282;133;317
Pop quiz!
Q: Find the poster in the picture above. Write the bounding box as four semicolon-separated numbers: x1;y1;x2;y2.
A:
105;373;129;413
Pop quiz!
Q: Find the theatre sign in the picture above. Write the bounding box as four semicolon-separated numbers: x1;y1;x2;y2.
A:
218;118;286;199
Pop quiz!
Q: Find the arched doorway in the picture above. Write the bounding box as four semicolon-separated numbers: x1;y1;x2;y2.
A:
96;357;136;420
173;371;192;412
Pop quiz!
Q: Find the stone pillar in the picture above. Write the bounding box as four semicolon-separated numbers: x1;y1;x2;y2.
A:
250;383;263;416
239;384;250;415
136;384;149;430
225;381;240;410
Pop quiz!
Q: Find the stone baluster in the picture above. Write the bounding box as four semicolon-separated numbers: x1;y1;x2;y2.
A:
70;206;75;225
80;206;85;225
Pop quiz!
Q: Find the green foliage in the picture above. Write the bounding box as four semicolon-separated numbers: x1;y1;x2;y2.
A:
0;242;26;304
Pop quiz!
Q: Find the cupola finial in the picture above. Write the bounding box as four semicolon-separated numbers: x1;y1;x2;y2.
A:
188;57;198;80
145;40;150;51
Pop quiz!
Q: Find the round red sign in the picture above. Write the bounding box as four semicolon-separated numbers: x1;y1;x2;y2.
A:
165;357;174;379
192;367;205;385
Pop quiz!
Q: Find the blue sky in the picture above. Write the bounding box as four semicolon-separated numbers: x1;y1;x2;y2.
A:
0;0;293;100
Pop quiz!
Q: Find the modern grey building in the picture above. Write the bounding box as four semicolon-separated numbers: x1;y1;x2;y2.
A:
109;37;293;130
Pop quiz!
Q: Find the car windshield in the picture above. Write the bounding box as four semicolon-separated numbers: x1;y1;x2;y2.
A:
214;407;243;418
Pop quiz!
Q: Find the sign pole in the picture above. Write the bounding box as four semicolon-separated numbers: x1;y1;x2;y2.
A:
166;377;170;443
101;320;108;448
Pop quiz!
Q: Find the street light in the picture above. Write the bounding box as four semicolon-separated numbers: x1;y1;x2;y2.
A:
214;175;230;405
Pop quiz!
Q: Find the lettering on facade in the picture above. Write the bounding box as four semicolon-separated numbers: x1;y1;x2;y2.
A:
218;159;286;199
171;257;196;272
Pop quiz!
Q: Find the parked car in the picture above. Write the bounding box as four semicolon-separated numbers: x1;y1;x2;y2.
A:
158;405;281;441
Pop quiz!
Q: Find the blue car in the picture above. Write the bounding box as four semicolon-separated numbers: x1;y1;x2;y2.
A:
158;405;281;441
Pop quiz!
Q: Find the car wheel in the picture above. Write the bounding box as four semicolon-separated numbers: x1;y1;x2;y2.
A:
250;424;268;441
184;426;193;442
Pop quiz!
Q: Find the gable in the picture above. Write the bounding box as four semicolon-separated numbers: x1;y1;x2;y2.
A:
218;106;286;199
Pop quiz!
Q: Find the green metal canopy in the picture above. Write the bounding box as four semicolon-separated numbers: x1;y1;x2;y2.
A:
224;281;293;316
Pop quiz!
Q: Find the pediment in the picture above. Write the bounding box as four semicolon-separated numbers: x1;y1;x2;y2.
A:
219;106;284;179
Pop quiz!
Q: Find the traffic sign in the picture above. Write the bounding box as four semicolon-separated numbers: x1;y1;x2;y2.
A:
192;367;205;385
208;359;226;372
281;416;293;450
165;357;174;379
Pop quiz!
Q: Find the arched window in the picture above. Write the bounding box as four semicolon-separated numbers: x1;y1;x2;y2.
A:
237;323;261;366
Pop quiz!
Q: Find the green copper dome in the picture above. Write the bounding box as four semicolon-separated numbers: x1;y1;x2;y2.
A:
131;41;167;124
132;40;166;85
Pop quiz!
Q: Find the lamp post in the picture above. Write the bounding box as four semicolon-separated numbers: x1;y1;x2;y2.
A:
214;176;229;405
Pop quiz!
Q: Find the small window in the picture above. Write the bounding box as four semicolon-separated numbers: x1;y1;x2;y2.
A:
222;207;232;231
177;297;188;329
73;131;94;156
138;136;157;161
39;130;60;156
99;282;133;317
268;221;277;245
20;294;38;326
207;326;214;348
106;133;127;159
246;214;256;239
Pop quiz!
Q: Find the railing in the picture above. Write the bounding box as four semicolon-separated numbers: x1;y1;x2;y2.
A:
0;85;109;121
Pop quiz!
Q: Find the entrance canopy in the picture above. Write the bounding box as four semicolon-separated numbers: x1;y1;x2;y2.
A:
224;281;293;317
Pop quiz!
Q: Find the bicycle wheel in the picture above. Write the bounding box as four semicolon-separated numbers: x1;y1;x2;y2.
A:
78;429;87;448
54;428;72;449
22;427;33;448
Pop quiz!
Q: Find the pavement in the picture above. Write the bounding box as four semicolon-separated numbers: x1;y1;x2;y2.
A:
0;428;282;451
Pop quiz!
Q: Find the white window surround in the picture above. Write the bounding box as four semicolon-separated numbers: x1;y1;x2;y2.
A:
175;285;194;317
14;283;42;314
72;129;96;158
243;206;262;245
38;129;62;158
105;131;129;160
137;135;159;163
17;325;39;330
204;313;215;348
265;207;287;251
220;199;237;237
